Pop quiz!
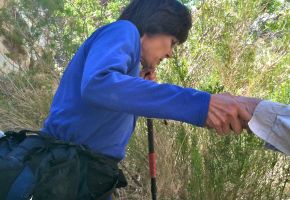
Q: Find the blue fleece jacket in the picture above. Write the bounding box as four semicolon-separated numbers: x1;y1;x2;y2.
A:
42;20;210;160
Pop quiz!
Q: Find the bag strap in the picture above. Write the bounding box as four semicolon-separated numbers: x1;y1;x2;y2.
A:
4;129;41;138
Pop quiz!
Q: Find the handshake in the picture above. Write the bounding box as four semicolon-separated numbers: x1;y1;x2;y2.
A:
206;93;290;155
205;93;262;135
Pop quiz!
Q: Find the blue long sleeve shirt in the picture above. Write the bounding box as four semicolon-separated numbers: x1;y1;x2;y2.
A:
42;20;211;160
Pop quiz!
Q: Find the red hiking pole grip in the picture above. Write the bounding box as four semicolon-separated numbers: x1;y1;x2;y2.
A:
149;152;156;177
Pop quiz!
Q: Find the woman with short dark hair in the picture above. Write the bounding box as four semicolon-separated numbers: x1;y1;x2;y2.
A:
43;0;205;164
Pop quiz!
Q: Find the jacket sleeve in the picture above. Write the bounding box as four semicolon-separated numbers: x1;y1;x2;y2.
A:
81;21;211;127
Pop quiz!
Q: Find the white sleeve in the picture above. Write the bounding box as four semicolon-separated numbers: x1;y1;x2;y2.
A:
248;100;290;155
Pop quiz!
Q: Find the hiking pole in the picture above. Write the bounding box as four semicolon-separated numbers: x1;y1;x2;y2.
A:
147;118;157;200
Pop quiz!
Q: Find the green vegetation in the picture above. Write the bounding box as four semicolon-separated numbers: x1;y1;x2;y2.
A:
0;0;289;199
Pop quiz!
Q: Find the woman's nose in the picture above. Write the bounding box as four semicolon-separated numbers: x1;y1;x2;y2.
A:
166;48;173;58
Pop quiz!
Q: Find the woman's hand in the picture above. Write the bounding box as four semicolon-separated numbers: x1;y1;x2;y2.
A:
205;93;252;135
140;66;157;81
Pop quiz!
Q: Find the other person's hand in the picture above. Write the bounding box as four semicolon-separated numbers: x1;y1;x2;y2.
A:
233;96;262;130
234;96;262;115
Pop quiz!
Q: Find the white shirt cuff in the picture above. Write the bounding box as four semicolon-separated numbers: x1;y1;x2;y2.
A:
248;100;290;155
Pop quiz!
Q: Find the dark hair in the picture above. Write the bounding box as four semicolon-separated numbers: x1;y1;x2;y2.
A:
119;0;192;44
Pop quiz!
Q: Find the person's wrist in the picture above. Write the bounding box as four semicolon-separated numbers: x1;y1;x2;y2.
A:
234;96;262;115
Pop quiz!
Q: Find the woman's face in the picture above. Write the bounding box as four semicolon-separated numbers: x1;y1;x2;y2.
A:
140;33;177;81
